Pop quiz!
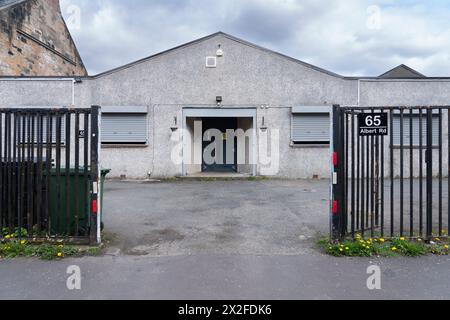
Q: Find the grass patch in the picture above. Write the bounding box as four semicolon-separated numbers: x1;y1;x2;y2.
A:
1;240;76;260
0;240;103;261
0;230;103;260
1;228;104;261
163;177;181;182
84;246;102;257
318;235;449;258
247;176;270;181
199;177;219;182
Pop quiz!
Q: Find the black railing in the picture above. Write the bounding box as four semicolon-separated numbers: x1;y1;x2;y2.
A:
0;106;100;244
331;105;450;242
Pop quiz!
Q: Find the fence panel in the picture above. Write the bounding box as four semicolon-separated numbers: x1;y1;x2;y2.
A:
331;105;450;242
0;106;100;244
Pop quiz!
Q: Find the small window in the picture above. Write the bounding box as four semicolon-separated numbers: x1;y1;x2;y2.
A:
392;114;440;147
206;56;217;68
102;113;147;145
292;112;330;145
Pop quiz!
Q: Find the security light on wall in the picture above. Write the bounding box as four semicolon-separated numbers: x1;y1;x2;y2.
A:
216;44;224;57
260;116;268;132
216;96;223;106
170;116;179;132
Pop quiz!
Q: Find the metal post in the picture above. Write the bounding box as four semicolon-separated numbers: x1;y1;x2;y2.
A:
399;108;404;236
419;108;424;237
390;109;394;237
351;111;355;239
438;108;443;236
90;105;100;244
426;107;433;240
409;108;414;237
331;105;345;241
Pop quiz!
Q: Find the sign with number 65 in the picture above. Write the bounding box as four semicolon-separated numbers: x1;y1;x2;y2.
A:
358;113;388;136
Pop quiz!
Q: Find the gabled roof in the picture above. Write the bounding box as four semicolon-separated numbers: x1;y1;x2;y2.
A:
379;64;426;79
0;0;28;11
93;31;343;79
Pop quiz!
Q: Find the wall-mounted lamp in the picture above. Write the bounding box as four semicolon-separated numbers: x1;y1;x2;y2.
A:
216;96;223;106
260;116;268;132
216;44;224;57
171;116;179;132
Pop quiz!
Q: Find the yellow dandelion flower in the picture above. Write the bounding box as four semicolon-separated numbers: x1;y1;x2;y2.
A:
345;247;350;250
57;252;62;257
392;247;398;251
339;248;344;252
4;235;11;240
20;240;26;245
444;245;449;250
400;237;406;241
379;238;385;243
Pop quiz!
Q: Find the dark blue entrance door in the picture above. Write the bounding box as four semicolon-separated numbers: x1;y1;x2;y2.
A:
202;117;238;173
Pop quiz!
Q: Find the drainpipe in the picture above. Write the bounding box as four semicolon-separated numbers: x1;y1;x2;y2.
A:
358;79;361;107
72;79;75;106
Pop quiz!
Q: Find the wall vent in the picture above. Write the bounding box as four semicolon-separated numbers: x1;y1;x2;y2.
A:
206;56;217;68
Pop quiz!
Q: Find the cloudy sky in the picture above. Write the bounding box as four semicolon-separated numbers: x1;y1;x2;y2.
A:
60;0;450;76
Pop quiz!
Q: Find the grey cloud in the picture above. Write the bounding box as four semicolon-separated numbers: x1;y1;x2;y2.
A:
227;1;316;44
61;0;450;76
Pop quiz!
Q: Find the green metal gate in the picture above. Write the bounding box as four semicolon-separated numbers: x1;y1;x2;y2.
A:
0;106;101;244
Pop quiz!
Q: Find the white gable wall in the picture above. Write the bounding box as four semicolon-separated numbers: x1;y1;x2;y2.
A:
0;34;449;179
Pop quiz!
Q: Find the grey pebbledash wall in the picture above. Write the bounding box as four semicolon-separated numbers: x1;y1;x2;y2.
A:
0;32;449;179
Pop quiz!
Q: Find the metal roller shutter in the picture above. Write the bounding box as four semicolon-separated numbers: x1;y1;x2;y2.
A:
50;116;66;143
102;113;147;144
27;115;66;143
392;115;439;146
292;113;330;143
13;108;67;144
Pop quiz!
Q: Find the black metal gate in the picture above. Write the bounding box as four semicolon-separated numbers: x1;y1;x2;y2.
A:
331;105;450;242
0;106;100;244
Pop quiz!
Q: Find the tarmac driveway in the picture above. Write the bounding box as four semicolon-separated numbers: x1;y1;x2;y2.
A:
102;179;330;256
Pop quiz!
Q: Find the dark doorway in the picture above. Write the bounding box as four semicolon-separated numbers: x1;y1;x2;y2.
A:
202;118;238;172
